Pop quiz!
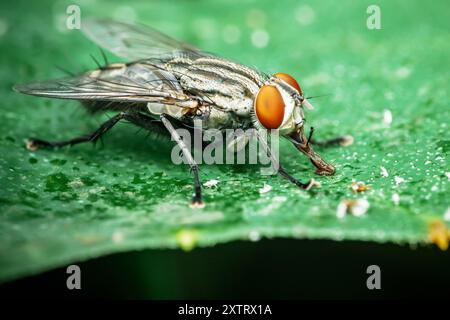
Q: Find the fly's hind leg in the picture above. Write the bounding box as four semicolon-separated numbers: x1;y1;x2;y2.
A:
160;113;204;208
26;112;128;150
26;112;167;151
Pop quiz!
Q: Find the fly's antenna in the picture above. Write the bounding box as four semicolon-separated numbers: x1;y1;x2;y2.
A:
305;94;331;100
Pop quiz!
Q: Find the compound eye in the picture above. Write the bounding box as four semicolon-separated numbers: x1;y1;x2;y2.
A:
274;72;302;95
255;85;285;129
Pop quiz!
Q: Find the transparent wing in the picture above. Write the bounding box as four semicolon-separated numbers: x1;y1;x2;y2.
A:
82;18;208;61
13;63;192;106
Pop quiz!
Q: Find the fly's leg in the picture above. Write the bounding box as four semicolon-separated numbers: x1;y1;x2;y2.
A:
295;141;336;175
160;114;204;208
26;112;168;151
26;112;127;150
26;111;200;205
288;127;336;176
308;127;354;147
256;130;319;190
278;165;319;190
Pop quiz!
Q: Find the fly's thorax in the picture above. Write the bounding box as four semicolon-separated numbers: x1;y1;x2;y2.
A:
175;57;262;118
179;73;256;117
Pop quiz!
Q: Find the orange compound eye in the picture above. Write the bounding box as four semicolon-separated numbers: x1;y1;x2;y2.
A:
255;85;285;129
274;72;302;95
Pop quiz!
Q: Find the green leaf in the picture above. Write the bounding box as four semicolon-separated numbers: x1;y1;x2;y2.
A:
0;0;449;283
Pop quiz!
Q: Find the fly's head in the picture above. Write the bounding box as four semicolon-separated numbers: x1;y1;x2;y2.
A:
253;72;312;137
253;72;336;176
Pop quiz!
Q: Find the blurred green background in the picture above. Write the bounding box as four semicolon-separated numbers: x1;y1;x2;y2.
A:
0;0;449;298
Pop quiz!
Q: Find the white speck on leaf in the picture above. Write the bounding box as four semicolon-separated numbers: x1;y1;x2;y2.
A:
204;179;219;188
394;176;406;185
352;199;370;217
392;193;400;205
259;183;272;194
446;172;450;181
444;208;450;222
380;166;389;177
336;199;370;219
383;109;393;125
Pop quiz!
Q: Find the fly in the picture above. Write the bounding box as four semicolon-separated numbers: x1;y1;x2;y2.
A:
14;18;352;208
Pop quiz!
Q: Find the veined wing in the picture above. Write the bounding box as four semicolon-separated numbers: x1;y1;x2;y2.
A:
80;19;266;99
13;63;194;107
82;18;208;61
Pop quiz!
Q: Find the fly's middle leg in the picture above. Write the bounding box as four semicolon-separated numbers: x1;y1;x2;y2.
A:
160;113;204;208
256;130;319;190
277;165;319;190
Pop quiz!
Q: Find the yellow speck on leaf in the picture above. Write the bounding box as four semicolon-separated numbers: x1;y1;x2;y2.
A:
428;220;450;250
350;181;371;193
176;229;199;252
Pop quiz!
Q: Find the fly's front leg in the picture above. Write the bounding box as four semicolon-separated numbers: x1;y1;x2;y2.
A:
296;141;336;175
256;130;319;190
289;128;336;176
160;114;204;208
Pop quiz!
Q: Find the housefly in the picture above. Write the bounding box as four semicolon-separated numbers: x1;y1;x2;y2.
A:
14;19;352;207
